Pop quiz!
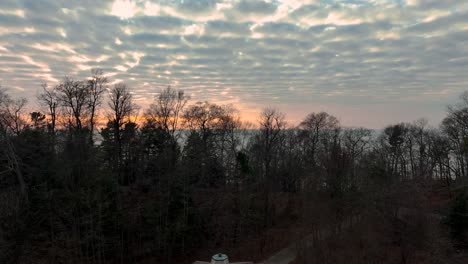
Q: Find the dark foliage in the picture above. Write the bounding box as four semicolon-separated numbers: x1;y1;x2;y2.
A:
0;76;466;263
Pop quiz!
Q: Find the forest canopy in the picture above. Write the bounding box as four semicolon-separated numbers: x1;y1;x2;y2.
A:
1;70;468;263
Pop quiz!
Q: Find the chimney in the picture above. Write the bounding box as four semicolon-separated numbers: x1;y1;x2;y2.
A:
211;253;229;264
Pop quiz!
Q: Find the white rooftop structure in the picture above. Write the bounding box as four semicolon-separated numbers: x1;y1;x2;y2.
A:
193;253;253;264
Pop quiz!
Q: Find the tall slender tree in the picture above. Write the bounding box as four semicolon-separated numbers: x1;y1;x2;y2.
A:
37;83;58;135
105;82;137;183
87;69;107;142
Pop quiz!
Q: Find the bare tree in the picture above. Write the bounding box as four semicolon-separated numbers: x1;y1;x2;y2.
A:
298;112;340;171
259;108;286;197
342;127;372;186
407;119;430;180
108;83;135;133
0;95;28;136
87;69;107;142
146;86;188;136
1;134;27;198
427;129;452;188
253;107;287;254
443;93;468;182
0;88;27;197
448;91;468;131
214;105;242;183
37;83;58;134
0;87;10;131
107;83;137;177
258;108;286;179
57;77;89;131
183;101;228;140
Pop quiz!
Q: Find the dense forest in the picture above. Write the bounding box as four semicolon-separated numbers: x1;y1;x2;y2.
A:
1;69;468;263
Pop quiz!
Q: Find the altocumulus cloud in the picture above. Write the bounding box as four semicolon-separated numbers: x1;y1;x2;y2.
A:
0;0;467;128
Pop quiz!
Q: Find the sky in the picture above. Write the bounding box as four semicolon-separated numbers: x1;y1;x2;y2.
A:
0;0;467;128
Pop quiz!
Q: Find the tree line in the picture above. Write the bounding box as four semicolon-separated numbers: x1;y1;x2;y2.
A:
1;69;467;263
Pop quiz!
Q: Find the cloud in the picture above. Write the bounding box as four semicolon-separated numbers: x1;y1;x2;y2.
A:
111;0;138;19
0;0;467;128
183;24;205;36
236;0;278;15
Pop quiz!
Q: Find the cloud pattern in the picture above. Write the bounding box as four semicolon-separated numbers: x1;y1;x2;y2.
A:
0;0;467;128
